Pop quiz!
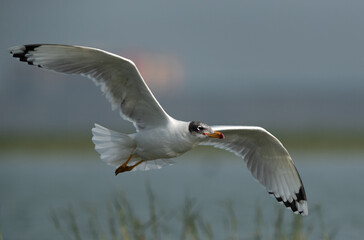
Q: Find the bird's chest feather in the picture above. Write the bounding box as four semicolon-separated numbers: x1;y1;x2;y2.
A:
134;127;195;160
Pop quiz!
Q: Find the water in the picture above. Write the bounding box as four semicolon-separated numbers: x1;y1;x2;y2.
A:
0;150;363;239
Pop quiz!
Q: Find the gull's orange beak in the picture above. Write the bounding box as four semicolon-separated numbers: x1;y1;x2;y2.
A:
204;131;225;139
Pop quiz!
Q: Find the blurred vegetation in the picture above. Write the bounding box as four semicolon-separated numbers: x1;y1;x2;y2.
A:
50;186;336;240
1;129;364;153
0;132;92;152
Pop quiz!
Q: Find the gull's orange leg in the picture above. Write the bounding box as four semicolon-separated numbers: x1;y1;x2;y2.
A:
115;152;144;175
123;152;134;167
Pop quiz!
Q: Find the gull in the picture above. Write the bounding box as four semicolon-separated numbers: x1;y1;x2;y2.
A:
9;44;307;215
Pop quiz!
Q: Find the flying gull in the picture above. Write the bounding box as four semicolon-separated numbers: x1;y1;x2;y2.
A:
9;44;308;215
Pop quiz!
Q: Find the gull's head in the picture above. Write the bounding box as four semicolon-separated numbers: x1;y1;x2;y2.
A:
188;121;225;139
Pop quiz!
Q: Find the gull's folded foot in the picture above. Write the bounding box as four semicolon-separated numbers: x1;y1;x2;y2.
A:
115;159;144;175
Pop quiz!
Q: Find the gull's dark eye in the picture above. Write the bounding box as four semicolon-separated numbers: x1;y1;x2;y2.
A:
197;126;205;132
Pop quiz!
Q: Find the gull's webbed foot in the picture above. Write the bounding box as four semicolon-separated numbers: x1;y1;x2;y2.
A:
115;153;144;175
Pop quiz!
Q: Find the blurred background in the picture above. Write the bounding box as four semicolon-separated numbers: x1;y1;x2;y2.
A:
1;0;364;239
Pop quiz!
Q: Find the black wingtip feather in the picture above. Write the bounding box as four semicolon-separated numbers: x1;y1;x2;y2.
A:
269;186;307;214
296;186;307;202
11;44;42;65
23;44;42;52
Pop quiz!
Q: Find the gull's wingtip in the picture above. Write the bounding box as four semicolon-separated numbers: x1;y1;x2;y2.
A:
269;186;308;216
292;200;308;216
299;201;308;216
9;45;25;54
9;44;43;54
9;44;43;66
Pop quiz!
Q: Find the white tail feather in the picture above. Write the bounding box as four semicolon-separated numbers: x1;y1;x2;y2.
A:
91;124;174;172
92;124;137;167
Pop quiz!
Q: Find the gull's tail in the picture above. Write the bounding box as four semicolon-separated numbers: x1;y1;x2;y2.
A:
91;124;174;172
91;124;138;167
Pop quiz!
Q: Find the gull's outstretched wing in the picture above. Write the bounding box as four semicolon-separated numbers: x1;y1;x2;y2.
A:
200;125;308;215
9;44;170;130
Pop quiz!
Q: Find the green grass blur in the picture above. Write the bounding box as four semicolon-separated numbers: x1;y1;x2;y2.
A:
50;186;336;240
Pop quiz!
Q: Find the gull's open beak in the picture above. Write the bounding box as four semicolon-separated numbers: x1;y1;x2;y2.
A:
204;131;225;139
